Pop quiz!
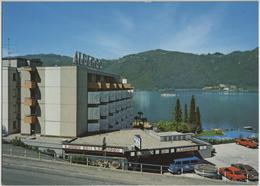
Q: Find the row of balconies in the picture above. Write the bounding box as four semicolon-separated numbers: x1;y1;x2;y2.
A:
88;90;134;104
23;71;38;125
88;100;133;117
88;82;133;91
99;118;133;130
88;106;134;120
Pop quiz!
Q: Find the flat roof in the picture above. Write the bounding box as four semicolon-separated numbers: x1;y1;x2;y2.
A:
150;131;193;137
70;129;198;151
35;65;120;79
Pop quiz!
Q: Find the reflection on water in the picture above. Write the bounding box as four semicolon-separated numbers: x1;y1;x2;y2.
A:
133;90;259;132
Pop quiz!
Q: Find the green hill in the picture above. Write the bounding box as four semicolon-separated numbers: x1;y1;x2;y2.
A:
22;53;72;66
20;48;258;90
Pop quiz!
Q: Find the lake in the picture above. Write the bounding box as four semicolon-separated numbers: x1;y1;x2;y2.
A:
133;90;259;132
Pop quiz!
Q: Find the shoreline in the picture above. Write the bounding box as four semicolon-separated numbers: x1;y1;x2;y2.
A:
134;89;259;92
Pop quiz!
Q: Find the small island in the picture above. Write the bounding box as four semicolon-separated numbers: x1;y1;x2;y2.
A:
202;84;246;92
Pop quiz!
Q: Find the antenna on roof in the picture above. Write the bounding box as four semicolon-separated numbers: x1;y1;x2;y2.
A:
8;37;11;66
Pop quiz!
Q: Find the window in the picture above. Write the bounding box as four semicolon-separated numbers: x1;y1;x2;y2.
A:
175;162;181;165
170;148;175;153
13;121;16;129
183;161;189;164
12;73;16;81
200;145;207;150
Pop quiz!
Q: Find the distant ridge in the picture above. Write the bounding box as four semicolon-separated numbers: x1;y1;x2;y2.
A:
19;47;258;90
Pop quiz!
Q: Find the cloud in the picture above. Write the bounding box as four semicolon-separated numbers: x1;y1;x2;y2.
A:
158;7;226;53
92;32;137;59
114;11;135;32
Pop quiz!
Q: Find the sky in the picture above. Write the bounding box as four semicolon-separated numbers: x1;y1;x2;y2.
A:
2;2;258;59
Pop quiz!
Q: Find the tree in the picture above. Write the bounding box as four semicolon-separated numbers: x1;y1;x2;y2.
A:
140;117;147;130
174;98;182;123
184;104;188;122
141;117;147;124
195;107;202;134
137;111;144;124
189;95;196;124
134;116;139;125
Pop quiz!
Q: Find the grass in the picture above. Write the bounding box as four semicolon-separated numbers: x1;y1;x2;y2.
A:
195;129;224;137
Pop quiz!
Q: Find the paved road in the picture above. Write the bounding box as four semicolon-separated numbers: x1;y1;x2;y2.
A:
206;143;259;170
3;155;253;185
2;143;64;162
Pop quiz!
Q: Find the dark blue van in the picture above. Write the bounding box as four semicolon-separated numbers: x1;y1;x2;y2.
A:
168;156;200;174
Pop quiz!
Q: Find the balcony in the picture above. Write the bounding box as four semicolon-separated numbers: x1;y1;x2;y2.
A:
24;115;37;124
24;80;36;89
88;82;111;91
123;83;133;89
100;119;109;131
100;91;109;102
88;92;100;104
101;83;110;90
88;82;102;91
24;97;36;106
110;83;117;90
117;83;123;89
88;107;100;120
23;66;36;72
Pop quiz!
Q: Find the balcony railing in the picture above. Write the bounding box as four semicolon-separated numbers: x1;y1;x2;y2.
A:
24;80;36;89
88;82;133;90
101;83;110;90
24;115;37;124
123;83;133;89
88;82;102;90
24;97;37;106
110;83;117;90
88;82;111;91
117;83;123;89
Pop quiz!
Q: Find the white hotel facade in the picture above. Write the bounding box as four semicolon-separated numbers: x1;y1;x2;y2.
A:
2;52;134;137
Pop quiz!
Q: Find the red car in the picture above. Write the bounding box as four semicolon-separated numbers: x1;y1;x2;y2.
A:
219;166;246;181
235;138;258;148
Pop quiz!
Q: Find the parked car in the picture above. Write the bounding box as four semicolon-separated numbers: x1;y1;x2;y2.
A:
231;164;258;181
235;138;258;148
168;156;199;174
218;166;246;181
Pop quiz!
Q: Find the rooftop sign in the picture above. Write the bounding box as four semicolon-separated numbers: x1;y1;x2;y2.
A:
73;51;102;70
134;135;142;150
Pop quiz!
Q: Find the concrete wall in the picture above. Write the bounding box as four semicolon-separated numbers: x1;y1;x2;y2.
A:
37;68;46;134
2;67;20;134
60;67;77;137
20;66;83;137
42;66;79;137
76;67;88;136
44;67;61;136
19;65;134;137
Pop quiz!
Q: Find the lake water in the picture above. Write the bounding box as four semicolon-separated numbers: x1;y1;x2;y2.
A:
133;90;259;132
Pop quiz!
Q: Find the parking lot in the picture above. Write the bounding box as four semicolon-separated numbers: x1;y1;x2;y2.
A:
205;143;259;170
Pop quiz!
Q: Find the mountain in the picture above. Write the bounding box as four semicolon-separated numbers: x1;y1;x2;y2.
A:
20;48;258;90
22;54;72;66
103;48;258;90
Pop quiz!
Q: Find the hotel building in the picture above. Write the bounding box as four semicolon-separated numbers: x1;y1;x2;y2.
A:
2;53;134;137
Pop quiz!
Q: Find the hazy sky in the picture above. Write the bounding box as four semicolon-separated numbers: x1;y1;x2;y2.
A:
2;2;258;59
